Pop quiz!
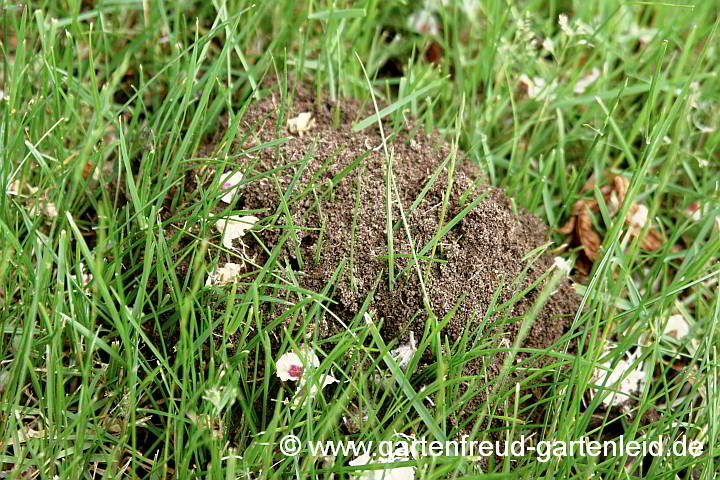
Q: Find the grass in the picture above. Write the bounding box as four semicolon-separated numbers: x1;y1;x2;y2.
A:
1;0;719;478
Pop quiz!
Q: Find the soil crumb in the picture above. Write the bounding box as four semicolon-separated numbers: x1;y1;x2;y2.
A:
197;80;580;436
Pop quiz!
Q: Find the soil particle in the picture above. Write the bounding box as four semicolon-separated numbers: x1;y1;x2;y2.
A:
197;80;580;437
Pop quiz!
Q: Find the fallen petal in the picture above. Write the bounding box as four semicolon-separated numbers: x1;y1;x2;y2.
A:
407;9;440;36
390;331;417;370
591;348;647;408
206;262;242;286
287;112;316;137
215;215;259;249
218;171;244;204
627;203;648;232
349;453;415;480
574;67;600;94
662;314;689;339
276;352;304;381
553;256;572;275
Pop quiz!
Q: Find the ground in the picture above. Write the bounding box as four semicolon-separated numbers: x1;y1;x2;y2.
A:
195;79;580;438
0;1;718;479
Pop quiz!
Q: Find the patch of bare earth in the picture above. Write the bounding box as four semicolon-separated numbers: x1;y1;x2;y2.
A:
193;81;580;441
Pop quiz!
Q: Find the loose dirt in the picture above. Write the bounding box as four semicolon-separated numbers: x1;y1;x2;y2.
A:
193;80;581;439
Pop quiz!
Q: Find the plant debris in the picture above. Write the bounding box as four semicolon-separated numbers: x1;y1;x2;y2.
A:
349;450;416;480
214;215;260;249
8;180;59;218
574;67;600;94
218;170;244;204
591;346;647;408
661;314;690;339
390;331;417;371
557;173;664;261
287;112;316;137
275;344;338;409
205;262;242;286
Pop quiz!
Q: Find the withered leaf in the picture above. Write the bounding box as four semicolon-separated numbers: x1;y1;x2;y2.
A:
557;216;576;234
577;206;602;260
558;173;666;262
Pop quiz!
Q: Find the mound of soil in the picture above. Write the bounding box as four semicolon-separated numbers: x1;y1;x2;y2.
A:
198;81;580;436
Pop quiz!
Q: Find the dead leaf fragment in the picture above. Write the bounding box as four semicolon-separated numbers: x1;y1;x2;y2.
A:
577;205;602;260
287;112;316;137
557;174;665;262
557;216;576;234
638;227;664;250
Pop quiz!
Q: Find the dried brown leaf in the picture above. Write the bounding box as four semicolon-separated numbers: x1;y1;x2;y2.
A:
557;216;576;234
581;175;597;192
571;199;598;215
613;175;629;203
577;207;602;260
638;228;664;250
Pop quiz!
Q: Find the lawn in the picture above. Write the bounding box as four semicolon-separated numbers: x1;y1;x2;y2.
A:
1;1;719;479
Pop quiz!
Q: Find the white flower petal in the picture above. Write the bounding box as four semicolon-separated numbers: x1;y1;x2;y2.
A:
407;9;440;36
552;256;572;275
574;67;600;94
298;344;321;368
276;352;304;381
518;74;548;100
218;171;244;204
662;314;689;339
628;204;649;233
279;345;337;409
346;433;418;479
287;112;316;137
276;344;320;382
206;262;242;286
685;202;710;222
42;201;58;218
390;331;417;370
69;262;93;287
30;199;58;218
215;215;259;249
349;454;373;468
290;373;339;409
349;453;415;480
591;347;647;408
